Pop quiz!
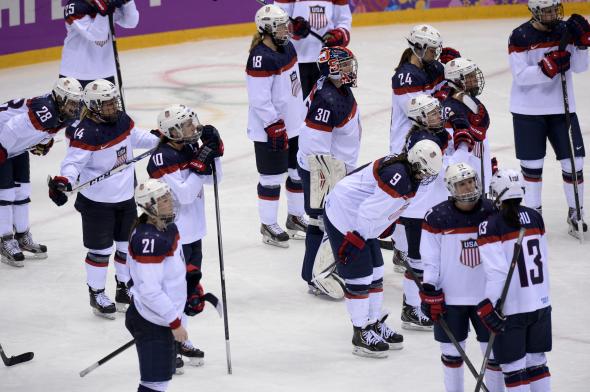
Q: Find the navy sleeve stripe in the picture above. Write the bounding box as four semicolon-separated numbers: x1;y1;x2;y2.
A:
372;160;403;199
336;101;357;128
70;119;134;151
246;55;298;77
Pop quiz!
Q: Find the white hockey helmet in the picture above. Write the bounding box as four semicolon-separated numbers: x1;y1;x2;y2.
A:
406;94;443;129
157;104;202;144
489;169;525;207
83;79;121;123
528;0;563;27
52;77;83;120
255;4;291;46
444;58;485;96
135;179;176;230
407;24;442;62
444;162;481;203
407;139;443;184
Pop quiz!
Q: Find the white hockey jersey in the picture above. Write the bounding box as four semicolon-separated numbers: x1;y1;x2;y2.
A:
246;41;306;141
61;113;159;203
477;206;550;316
60;0;139;80
297;77;361;172
276;0;352;63
509;20;589;115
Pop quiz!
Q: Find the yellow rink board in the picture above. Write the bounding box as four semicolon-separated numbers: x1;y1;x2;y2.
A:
1;3;589;69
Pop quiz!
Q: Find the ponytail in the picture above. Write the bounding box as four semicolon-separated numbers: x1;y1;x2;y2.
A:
249;32;264;52
395;48;414;71
500;198;522;229
128;213;149;241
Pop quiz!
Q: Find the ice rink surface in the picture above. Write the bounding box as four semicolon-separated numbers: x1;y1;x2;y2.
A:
1;18;589;392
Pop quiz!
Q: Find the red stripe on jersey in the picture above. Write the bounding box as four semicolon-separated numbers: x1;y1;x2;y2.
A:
422;222;441;234
372;160;407;199
478;228;544;246
333;0;349;5
69;121;133;151
508;40;560;54
132;233;180;264
305;119;333;132
336;101;357;128
66;14;93;25
246;56;298;77
150;163;181;179
27;109;45;131
393;75;442;95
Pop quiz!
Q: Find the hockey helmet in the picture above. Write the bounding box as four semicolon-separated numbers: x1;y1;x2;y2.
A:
255;4;291;46
444;58;485;96
83;79;122;123
490;169;525;207
135;179;176;230
445;162;481;203
52;77;83;120
407;139;443;185
528;0;563;27
407;24;442;63
317;46;358;87
157;104;202;144
406;94;443;130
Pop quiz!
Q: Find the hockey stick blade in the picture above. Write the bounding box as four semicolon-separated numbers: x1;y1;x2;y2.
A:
0;344;34;366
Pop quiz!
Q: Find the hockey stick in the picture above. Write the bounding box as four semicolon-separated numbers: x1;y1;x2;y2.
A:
557;32;584;243
401;258;490;392
479;142;486;199
254;0;324;43
0;343;34;366
108;13;126;111
79;339;135;377
474;227;526;392
51;147;157;194
212;164;232;375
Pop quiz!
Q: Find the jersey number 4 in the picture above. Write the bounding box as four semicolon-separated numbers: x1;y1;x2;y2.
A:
517;238;543;288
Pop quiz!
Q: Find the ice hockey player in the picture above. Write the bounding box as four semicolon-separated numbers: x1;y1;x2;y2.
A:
276;0;352;99
477;169;552;391
60;0;139;87
48;79;159;319
323;138;443;358
420;162;504;391
147;104;224;366
126;179;188;391
246;4;308;248
296;45;360;297
0;77;83;267
509;0;589;237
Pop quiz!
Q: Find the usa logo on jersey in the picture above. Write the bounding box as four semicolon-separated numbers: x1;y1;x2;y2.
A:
460;239;480;268
309;6;327;30
290;71;301;97
114;146;128;168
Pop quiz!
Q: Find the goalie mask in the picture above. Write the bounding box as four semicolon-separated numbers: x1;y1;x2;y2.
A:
135;179;176;231
83;79;122;123
406;94;443;130
52;77;83;121
528;0;563;28
157;104;202;144
445;163;481;203
255;4;291;46
407;24;442;64
407;138;443;185
444;58;485;97
317;46;358;87
490;169;525;208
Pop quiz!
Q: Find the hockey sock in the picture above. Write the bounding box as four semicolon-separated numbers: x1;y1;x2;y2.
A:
286;169;304;217
560;158;584;213
257;182;281;225
440;342;465;392
344;275;372;327
479;342;505;392
85;249;111;290
367;266;384;323
301;222;323;283
139;380;169;392
114;241;130;284
520;160;544;211
402;265;422;307
526;353;550;392
502;356;529;391
0;188;15;236
12;182;30;233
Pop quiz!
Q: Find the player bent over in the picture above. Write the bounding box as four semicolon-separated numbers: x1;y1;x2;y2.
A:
324;139;443;357
0;78;83;267
126;179;188;392
477;169;552;391
420;163;504;392
48;79;159;319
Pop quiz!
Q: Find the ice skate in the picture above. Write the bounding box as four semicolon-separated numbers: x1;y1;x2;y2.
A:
285;214;307;240
260;223;289;248
15;230;47;259
88;286;116;320
178;341;204;367
352;324;389;358
567;208;587;240
379;238;393;250
373;313;404;350
401;301;433;331
392;247;407;273
115;277;131;313
0;234;25;268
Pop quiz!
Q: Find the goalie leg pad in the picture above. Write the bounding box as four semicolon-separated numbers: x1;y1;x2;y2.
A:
308;155;346;209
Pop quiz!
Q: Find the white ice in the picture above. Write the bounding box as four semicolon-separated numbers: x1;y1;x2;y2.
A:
1;18;589;392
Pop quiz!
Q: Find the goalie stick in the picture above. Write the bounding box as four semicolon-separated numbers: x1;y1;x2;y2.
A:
0;343;34;366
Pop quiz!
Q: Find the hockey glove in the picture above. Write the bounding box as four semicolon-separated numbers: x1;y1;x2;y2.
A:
48;176;72;206
566;14;590;47
539;50;571;79
491;156;499;175
322;28;350;47
466;103;489;141
440;47;461;64
338;231;365;264
0;144;6;165
264;120;289;152
189;145;215;175
449;115;475;151
419;284;446;322
477;298;506;334
433;84;452;103
90;0;112;16
291;16;311;39
185;265;222;317
200;125;224;158
30;139;54;156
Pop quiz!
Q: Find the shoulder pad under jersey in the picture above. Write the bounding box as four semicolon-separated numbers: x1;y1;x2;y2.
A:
129;223;180;263
373;157;417;199
27;95;62;131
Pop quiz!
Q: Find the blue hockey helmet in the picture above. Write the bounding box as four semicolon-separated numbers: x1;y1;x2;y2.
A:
317;46;357;87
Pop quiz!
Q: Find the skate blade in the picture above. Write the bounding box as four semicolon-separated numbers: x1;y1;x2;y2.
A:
287;229;306;240
115;302;129;313
92;308;116;320
1;257;24;268
23;252;47;260
185;357;204;367
387;342;404;350
352;347;388;358
262;237;289;248
401;321;433;331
